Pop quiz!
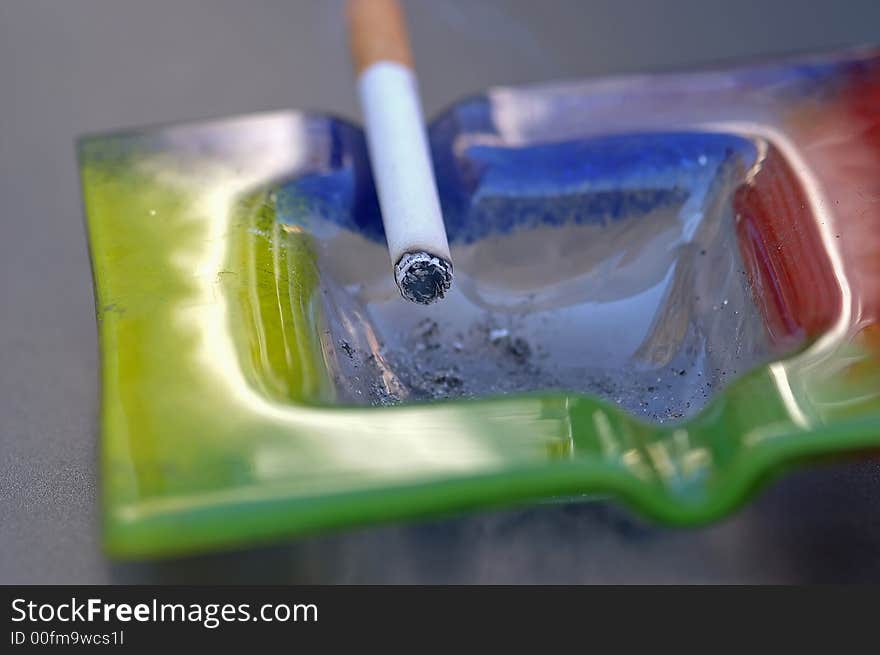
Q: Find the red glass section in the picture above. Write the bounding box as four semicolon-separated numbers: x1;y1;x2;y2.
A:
734;147;841;346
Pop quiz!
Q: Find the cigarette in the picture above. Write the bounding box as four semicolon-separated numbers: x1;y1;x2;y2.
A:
346;0;453;304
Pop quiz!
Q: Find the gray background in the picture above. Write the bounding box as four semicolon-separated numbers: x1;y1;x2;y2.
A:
2;0;880;584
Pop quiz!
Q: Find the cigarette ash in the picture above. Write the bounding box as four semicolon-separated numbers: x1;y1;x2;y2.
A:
325;287;766;424
387;317;544;401
395;252;453;305
330;315;546;405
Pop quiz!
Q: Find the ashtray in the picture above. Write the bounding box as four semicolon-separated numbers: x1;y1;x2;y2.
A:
79;48;880;557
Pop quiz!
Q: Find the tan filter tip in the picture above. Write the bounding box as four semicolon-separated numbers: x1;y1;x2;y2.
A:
347;0;414;74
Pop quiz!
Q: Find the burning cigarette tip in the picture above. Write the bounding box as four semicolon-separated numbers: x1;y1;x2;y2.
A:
395;251;454;305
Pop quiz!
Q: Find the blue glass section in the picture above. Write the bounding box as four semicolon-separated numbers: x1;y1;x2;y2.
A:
444;132;756;244
274;108;757;247
275;119;385;244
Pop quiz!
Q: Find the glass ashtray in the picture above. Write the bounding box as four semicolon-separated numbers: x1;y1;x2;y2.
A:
79;48;880;557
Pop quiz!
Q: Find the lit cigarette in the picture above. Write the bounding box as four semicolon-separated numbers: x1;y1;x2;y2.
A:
346;0;453;304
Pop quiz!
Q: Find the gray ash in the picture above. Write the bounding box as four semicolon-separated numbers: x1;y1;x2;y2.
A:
498;336;531;364
323;298;766;425
394;251;453;305
339;338;355;359
375;315;544;402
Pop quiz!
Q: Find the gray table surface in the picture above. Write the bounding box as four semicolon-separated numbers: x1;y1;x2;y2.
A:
2;0;880;584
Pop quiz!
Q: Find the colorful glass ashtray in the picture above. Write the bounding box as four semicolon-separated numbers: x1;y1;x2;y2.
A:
80;48;880;557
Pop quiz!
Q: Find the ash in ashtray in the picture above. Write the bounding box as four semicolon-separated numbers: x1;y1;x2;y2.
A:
323;290;776;423
377;316;546;402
